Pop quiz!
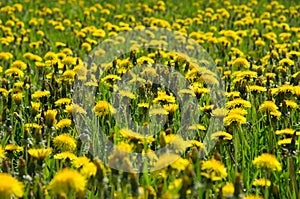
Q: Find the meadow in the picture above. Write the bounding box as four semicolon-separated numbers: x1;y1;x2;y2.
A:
0;0;300;198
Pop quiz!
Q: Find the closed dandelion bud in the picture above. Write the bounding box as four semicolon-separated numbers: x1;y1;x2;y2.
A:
191;146;199;163
13;92;23;105
2;77;8;89
159;131;167;148
214;151;221;161
233;172;243;198
18;157;26;177
180;175;191;199
165;128;172;135
272;184;280;199
7;92;12;110
129;173;139;197
1;158;10;173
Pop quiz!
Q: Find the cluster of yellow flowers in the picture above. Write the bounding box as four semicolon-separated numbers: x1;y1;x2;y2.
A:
0;0;299;198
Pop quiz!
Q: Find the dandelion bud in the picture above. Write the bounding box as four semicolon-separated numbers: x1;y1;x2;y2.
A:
13;92;23;105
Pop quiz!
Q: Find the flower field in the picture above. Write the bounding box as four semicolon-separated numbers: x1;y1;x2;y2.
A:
0;0;300;198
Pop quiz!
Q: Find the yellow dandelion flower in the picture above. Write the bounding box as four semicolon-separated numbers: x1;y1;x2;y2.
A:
54;152;77;160
226;91;240;99
45;109;57;127
153;91;176;104
252;153;282;171
259;101;278;113
201;158;227;181
0;52;13;60
80;162;97;178
11;60;27;70
170;157;190;170
101;74;121;82
222;183;234;197
28;148;52;159
253;178;271;187
32;90;50;99
61;48;73;55
54;98;72;106
189;140;205;150
14;81;24;88
249;85;267;93
211;108;227;118
244;195;263;199
53;134;77;152
62;70;76;80
62;56;76;65
48;168;87;197
152;153;180;171
149;107;169;115
138;102;150;108
226;98;251;109
5;68;24;78
275;128;300;136
72;156;91;168
31;102;40;113
118;90;136;99
0;173;24;199
232;57;250;68
280;100;298;109
24;123;42;134
56;118;72;129
234;70;257;80
188;124;206;131
271;84;294;96
5;144;23;152
93;100;116;116
211;131;232;140
277;138;299;146
163;104;179;113
55;42;66;47
270;110;281;119
279;58;294;66
0;88;9;97
0;145;5;159
12;92;22;105
294;86;300;97
119;128;154;142
81;42;92;52
224;113;247;126
228;108;248;116
44;52;57;60
65;104;87;115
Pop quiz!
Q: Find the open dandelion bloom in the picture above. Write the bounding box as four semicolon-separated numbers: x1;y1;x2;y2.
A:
253;178;271;187
211;131;232;140
0;173;24;199
56;118;72;129
53;134;77;152
201;158;227;181
28;148;52;159
0;146;5;159
222;183;234;197
259;101;279;113
224;112;247;126
54;151;77;160
93;100;116;116
48;168;87;197
232;57;250;68
252;153;282;171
